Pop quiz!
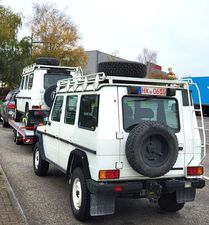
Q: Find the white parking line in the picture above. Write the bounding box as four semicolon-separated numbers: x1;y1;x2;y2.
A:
203;176;209;181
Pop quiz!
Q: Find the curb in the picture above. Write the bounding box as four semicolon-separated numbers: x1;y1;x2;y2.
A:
0;164;29;225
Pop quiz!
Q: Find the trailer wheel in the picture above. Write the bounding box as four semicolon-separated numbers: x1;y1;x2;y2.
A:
33;142;49;176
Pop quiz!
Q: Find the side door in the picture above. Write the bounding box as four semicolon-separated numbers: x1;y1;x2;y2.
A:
59;95;78;170
43;95;64;164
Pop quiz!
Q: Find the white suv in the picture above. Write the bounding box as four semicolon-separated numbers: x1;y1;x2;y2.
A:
15;57;81;125
33;61;206;221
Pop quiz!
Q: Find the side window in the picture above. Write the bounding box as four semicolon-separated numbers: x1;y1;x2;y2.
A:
24;75;29;89
78;95;99;130
20;77;25;90
51;96;64;122
28;74;34;90
65;95;78;125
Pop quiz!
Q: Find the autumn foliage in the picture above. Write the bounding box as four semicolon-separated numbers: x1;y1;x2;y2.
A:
29;3;87;67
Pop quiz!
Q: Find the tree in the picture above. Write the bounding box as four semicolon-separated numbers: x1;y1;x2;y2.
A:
0;2;32;88
137;48;158;76
29;3;87;68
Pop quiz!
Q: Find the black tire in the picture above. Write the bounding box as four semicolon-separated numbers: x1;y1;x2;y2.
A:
24;105;34;127
70;168;90;221
126;121;178;177
98;61;147;78
2;119;9;128
15;109;22;122
158;192;185;212
44;85;57;108
33;142;49;176
36;57;59;66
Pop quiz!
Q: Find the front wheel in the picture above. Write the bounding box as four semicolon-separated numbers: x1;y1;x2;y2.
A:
158;192;185;212
33;142;49;176
70;168;90;221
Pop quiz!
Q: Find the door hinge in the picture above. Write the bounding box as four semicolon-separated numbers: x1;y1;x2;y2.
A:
116;132;124;139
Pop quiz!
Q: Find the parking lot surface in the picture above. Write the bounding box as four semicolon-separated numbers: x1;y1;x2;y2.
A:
0;118;209;225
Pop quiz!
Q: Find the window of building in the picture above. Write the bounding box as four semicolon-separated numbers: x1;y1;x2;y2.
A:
65;95;78;125
51;96;64;122
78;95;99;130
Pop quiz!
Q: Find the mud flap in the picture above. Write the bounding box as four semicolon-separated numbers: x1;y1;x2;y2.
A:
90;193;115;216
176;188;196;203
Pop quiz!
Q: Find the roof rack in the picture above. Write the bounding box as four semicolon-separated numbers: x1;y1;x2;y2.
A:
22;63;83;76
56;72;188;92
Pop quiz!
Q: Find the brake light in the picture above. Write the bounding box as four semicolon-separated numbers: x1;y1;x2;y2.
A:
114;186;123;192
99;170;120;179
7;102;15;109
187;166;204;176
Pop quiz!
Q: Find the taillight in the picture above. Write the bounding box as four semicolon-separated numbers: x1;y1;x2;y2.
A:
7;102;15;109
187;166;204;176
99;170;120;179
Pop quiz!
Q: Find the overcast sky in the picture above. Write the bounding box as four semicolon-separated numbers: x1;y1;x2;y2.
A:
1;0;209;77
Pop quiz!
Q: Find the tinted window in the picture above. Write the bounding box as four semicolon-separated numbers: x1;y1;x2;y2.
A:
123;96;180;132
78;95;99;130
65;95;78;125
5;92;12;101
44;74;72;89
20;77;25;90
51;96;64;122
28;74;34;89
24;75;29;89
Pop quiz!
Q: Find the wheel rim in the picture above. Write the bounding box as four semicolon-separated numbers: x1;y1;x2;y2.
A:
35;149;39;169
72;177;82;210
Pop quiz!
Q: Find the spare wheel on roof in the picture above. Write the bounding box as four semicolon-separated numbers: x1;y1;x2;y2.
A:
98;61;147;78
125;121;178;177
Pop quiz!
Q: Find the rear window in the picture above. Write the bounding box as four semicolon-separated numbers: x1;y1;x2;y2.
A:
123;96;180;132
44;73;72;89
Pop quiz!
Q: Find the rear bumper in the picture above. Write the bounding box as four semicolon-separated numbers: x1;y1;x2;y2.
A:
87;178;205;194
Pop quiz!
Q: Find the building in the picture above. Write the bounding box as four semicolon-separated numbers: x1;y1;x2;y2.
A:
83;50;127;74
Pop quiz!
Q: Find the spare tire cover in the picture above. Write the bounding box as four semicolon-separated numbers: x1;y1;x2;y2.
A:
44;85;57;108
125;121;178;177
98;61;147;78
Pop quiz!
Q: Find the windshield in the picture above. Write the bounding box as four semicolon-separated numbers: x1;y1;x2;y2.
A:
123;96;180;132
44;73;72;89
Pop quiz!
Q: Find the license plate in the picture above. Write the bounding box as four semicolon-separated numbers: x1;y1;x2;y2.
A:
138;87;167;96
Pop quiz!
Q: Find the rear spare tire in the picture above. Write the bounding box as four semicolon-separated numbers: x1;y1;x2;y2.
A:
44;85;57;108
126;121;178;177
98;61;147;78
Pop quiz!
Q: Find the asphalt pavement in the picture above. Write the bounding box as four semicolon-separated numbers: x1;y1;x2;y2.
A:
0;118;209;225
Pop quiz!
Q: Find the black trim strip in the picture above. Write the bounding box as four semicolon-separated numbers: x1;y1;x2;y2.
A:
16;96;31;99
171;167;184;170
37;130;96;154
45;158;66;173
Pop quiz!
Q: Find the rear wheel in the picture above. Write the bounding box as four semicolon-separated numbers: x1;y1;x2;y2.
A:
33;142;49;176
2;119;9;128
158;192;185;212
70;168;90;221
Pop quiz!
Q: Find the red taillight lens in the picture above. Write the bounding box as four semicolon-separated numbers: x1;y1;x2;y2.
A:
114;186;123;192
187;166;204;176
99;170;120;179
7;102;15;109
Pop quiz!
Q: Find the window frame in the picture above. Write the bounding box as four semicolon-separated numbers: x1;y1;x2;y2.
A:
64;95;78;125
78;94;99;131
122;95;180;133
51;95;64;122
